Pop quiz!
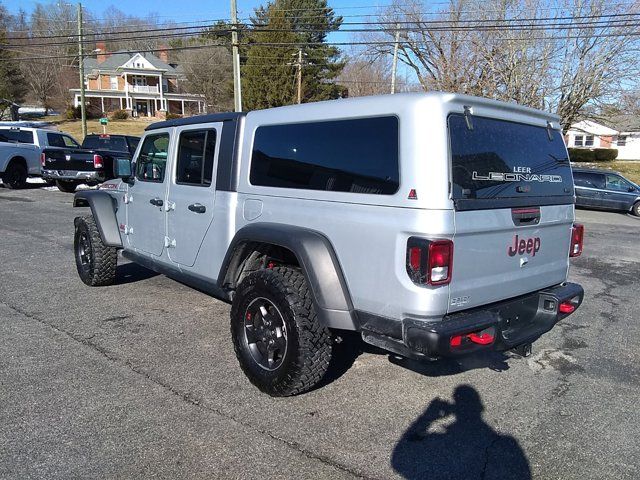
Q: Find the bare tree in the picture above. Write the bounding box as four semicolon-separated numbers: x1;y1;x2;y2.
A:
337;54;394;97
177;45;234;112
372;0;640;130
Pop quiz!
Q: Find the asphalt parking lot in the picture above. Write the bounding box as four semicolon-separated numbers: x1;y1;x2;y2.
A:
1;186;639;480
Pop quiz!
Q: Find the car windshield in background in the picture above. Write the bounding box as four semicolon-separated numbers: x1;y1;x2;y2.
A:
82;136;129;153
449;114;573;202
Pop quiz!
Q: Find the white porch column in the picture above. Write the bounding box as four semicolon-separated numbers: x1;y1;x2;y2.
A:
181;100;185;115
74;94;80;107
124;72;130;110
159;73;165;111
101;96;105;114
120;97;123;109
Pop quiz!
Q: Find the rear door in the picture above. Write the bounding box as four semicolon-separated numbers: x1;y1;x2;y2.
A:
126;131;171;256
166;124;221;267
448;114;575;312
573;171;603;207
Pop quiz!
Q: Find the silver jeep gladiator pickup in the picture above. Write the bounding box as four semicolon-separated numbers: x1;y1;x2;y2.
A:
71;93;584;396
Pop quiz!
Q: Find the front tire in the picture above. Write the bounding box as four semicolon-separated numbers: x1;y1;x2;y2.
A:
2;162;27;189
56;180;79;193
632;201;640;217
230;267;333;396
74;215;117;286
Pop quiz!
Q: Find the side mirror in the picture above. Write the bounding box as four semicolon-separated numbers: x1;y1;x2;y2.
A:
113;158;133;182
628;186;636;192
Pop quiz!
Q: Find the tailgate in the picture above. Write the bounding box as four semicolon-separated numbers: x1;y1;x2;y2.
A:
446;112;575;313
44;149;96;171
449;205;572;312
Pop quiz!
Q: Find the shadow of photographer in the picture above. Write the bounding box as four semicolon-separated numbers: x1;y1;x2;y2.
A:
391;385;531;480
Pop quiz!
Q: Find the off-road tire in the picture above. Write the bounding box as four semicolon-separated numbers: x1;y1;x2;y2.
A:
2;162;27;189
74;215;117;286
230;267;333;396
632;201;640;217
56;180;79;193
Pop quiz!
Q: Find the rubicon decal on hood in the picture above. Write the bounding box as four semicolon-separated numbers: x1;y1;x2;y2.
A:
472;170;563;183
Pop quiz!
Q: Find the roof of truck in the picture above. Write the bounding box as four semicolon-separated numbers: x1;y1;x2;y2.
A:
146;112;245;131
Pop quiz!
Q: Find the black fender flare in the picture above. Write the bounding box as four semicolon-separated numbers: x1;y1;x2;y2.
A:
219;223;356;330
73;190;122;247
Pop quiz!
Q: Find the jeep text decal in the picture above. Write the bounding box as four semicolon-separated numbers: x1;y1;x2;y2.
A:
508;234;541;257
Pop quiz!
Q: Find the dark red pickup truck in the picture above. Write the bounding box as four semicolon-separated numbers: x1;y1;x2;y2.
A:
41;133;140;192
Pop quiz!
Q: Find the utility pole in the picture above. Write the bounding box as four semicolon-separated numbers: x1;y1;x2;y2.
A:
296;48;303;104
390;25;400;95
77;2;87;138
230;0;242;112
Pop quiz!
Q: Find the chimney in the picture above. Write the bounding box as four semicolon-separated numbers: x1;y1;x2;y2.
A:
96;41;108;64
157;44;169;63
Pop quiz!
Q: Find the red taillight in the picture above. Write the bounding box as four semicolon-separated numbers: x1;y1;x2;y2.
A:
406;238;453;286
559;301;576;314
450;327;495;348
570;224;584;257
93;154;104;169
40;152;46;167
428;240;453;285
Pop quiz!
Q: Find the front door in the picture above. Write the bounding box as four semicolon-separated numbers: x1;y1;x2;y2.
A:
602;173;637;210
127;131;171;256
166;124;221;267
136;101;148;117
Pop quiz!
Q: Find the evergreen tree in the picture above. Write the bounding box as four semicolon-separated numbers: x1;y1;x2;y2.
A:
0;27;26;105
243;0;345;110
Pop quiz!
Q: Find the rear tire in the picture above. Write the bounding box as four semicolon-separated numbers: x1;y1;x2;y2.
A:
74;215;117;286
632;201;640;217
230;266;333;396
2;162;27;189
56;180;79;193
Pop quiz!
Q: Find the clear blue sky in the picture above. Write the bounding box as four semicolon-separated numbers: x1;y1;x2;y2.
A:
2;0;387;23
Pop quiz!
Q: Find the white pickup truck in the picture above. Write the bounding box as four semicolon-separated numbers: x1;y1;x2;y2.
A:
0;125;80;189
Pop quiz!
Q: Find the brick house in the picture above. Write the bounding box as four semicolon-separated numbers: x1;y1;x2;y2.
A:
70;44;206;118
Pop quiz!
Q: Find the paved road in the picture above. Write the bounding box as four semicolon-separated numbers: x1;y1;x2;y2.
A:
1;187;638;479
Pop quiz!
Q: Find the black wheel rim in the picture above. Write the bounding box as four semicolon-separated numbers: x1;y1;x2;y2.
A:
243;297;288;371
76;230;93;275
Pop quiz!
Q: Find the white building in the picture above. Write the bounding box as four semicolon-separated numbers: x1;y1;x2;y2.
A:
566;119;640;160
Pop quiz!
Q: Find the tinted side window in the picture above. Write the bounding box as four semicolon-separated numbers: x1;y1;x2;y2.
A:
135;134;170;183
63;135;80;148
575;172;605;189
0;129;34;144
250;117;399;195
47;133;66;148
176;129;217;186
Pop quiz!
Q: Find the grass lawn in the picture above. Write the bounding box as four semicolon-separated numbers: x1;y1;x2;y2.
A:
576;161;640;184
44;115;155;140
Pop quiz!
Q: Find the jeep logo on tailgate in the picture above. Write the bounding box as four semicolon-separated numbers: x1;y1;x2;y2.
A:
508;235;541;257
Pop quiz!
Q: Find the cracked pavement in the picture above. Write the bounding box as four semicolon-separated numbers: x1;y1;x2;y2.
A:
0;187;639;479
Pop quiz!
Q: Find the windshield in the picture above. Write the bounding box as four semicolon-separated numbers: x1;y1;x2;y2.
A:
82;135;129;153
449;114;573;206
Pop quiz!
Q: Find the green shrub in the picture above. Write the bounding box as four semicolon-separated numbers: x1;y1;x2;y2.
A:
110;109;129;120
568;148;618;163
65;105;81;120
594;148;618;162
165;113;182;120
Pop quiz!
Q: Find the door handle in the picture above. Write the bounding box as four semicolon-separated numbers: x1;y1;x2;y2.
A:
149;198;163;206
188;203;206;214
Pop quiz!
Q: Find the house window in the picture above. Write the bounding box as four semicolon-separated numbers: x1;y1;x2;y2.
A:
110;76;118;90
617;135;627;146
584;135;594;146
574;135;584;147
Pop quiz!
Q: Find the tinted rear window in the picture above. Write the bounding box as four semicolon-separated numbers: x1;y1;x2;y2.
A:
250;117;399;195
449;114;572;201
0;129;34;144
82;135;129;152
573;171;605;189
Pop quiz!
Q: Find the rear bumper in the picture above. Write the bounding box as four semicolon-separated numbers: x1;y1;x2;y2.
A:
361;282;584;360
42;169;105;183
